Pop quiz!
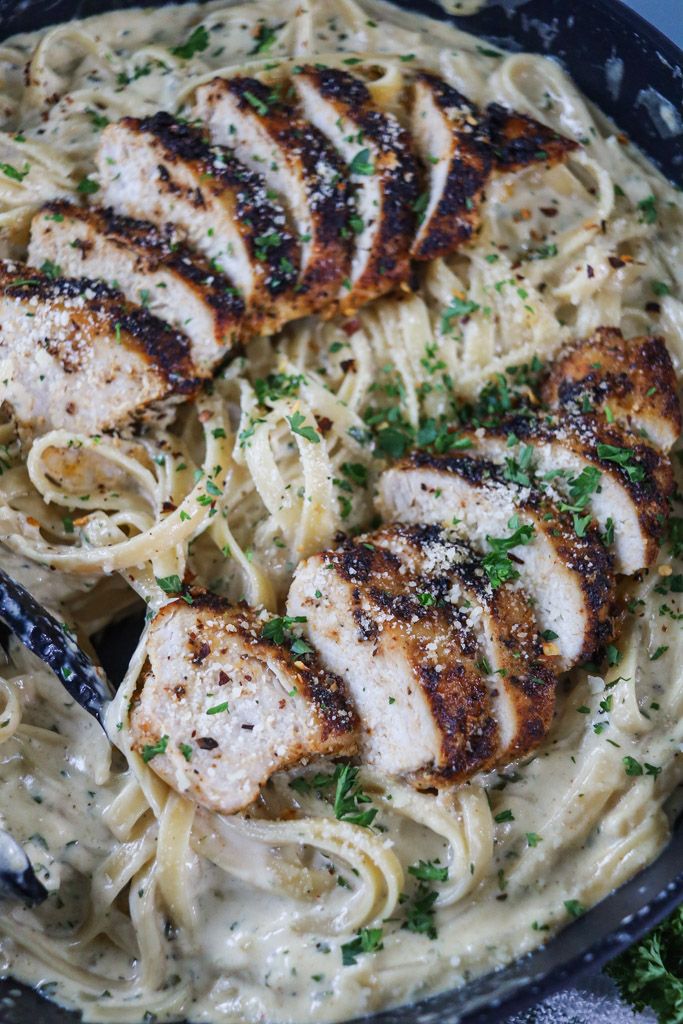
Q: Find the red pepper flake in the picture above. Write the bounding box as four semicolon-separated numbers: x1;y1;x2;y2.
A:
340;358;356;373
609;256;625;269
645;302;661;314
192;640;211;665
316;416;333;434
342;319;361;336
218;669;229;686
196;737;219;750
539;206;558;217
586;265;595;279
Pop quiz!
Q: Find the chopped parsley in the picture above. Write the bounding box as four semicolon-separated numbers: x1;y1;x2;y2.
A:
402;883;439;939
171;24;209;59
287;411;320;443
595;443;645;482
155;574;182;594
349;148;374;175
141;735;169;763
341;928;383;966
408;859;449;882
483;517;534;589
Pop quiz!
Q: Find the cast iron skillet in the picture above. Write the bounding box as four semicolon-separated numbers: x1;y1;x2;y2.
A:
0;1;681;1022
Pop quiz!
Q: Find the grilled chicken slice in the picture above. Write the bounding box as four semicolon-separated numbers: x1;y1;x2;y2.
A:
97;112;299;336
410;73;492;261
486;102;579;172
29;202;244;374
542;327;682;451
129;592;358;815
371;523;556;761
292;66;419;315
377;451;615;670
461;415;674;574
195;76;351;317
0;260;199;438
288;537;499;786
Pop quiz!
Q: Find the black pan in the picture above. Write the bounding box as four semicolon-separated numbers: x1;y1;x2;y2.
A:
0;1;681;1022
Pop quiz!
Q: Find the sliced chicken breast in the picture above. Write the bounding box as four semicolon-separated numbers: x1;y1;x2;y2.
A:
28;201;245;374
292;66;419;315
462;414;674;573
410;72;492;260
486;102;578;172
288;537;499;787
371;522;556;762
542;327;682;451
195;76;351;318
0;260;200;438
129;592;358;815
97;112;299;336
377;452;615;671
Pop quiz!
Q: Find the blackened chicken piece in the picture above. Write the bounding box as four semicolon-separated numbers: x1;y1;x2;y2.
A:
542;327;682;451
377;451;615;671
195;76;351;318
460;414;674;574
0;259;200;438
410;73;492;260
29;201;244;373
129;592;358;815
486;102;579;172
97;112;299;336
288;537;500;787
371;523;556;762
292;66;419;315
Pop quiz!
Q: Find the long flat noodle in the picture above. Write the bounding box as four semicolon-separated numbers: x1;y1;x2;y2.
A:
486;101;579;171
0;827;47;906
0;569;111;722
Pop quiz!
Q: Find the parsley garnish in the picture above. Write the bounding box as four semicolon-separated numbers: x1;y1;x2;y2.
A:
76;177;100;195
637;195;658;224
261;614;306;646
332;764;377;827
171;24;209;59
605;903;683;1021
483;516;534;589
0;161;29;182
441;296;480;333
596;443;645;482
249;23;280;54
408;860;449;882
341;928;383;966
141;735;168;763
155;574;182;594
402;883;439;939
287;411;320;443
349;148;374;175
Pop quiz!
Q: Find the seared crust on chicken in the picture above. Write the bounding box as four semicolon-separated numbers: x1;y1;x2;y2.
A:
542;327;682;451
371;522;556;761
29;201;244;373
462;414;674;573
129;591;358;815
97;112;299;336
0;260;200;438
195;76;351;317
288;537;499;786
410;73;492;260
486;102;578;171
377;451;615;670
292;66;419;315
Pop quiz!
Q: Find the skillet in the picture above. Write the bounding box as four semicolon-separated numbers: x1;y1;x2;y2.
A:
0;0;680;1021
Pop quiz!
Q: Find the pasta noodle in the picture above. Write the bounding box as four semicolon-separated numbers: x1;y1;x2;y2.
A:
0;1;681;1022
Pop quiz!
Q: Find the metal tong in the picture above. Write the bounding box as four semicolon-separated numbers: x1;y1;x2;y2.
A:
0;568;112;905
